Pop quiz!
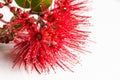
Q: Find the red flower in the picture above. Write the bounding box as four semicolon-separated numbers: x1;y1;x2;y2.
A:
9;0;90;73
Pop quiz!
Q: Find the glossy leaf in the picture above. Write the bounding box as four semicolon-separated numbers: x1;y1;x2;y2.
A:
31;0;52;12
15;0;32;8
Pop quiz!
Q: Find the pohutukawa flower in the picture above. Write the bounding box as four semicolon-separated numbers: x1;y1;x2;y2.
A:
0;0;90;73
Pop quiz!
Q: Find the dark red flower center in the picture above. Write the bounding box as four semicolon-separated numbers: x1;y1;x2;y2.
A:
34;33;42;40
47;14;55;22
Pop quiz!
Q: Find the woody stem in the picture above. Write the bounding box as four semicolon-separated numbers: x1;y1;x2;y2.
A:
0;19;9;23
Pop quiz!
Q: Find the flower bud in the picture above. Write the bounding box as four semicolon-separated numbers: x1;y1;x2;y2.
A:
10;7;17;13
0;2;4;8
17;8;22;13
0;13;3;19
4;0;12;4
3;25;8;29
7;0;12;3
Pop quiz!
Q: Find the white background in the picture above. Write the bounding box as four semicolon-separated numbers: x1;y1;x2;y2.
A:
0;0;120;80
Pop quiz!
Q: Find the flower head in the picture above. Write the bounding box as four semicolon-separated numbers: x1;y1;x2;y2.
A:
0;0;90;73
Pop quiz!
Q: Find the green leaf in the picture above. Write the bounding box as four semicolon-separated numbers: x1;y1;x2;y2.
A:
31;0;52;12
45;0;52;8
31;0;41;12
15;0;32;8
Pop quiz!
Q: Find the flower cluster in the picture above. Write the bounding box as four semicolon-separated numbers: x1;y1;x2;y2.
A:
0;0;90;73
